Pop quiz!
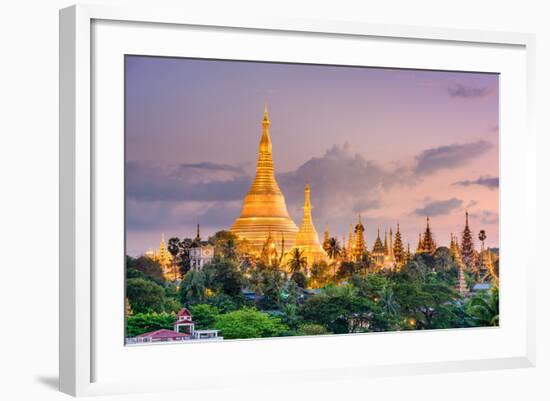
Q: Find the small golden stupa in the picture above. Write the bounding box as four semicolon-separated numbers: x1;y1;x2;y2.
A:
230;106;299;252
294;183;328;264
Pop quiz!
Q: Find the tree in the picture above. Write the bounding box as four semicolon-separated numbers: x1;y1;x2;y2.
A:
300;285;375;334
257;266;286;310
336;261;356;281
204;293;242;313
287;248;307;274
309;261;332;288
326;237;341;260
189;304;220;330
392;281;457;330
203;258;244;297
179;270;206;305
208;230;239;261
350;273;390;300
167;237;181;279
125;312;176;337
290;271;308;288
398;253;434;282
127;256;165;283
297;323;330;336
214;308;288;339
126;278;166;313
178;238;193;275
466;287;499;326
433;247;459;286
377;286;399;316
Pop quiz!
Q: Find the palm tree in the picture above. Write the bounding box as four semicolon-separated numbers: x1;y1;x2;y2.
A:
326;237;341;260
179;270;206;304
378;287;399;316
168;237;181;280
287;248;308;274
466;287;499;326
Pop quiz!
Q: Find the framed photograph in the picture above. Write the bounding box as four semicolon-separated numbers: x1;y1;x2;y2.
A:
60;4;536;396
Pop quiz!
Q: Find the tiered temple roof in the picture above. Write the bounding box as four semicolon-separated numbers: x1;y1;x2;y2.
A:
230;106;299;252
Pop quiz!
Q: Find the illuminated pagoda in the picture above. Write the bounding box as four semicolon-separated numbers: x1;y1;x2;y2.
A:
384;228;396;269
416;233;423;254
404;243;412;263
230;106;299;253
371;229;385;267
419;217;437;255
341;234;348;261
294;183;328;264
260;231;281;265
353;214;366;261
477;230;495;283
147;233;173;278
347;224;354;259
457;264;469;297
450;233;462;263
393;224;405;267
460;212;476;269
450;233;469;297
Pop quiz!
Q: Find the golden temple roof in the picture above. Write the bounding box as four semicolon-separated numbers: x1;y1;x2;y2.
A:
295;183;328;263
230;106;298;252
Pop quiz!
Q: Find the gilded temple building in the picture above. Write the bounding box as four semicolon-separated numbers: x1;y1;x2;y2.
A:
384;228;396;269
146;233;175;279
353;215;366;261
347;224;354;259
294;183;328;264
230;106;299;253
417;217;437;255
371;229;385;267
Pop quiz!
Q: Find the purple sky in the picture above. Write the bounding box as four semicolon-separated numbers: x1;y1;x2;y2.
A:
125;56;499;256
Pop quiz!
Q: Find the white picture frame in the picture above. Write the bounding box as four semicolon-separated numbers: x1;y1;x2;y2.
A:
59;4;536;397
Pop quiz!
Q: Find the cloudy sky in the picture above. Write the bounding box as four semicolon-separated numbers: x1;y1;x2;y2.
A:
125;56;499;256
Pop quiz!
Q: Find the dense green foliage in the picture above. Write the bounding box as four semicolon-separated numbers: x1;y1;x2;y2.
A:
126;312;176;337
126;278;168;313
125;239;498;340
214;308;288;339
189;304;220;330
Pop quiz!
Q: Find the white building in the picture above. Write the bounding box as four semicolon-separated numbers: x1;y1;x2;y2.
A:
189;244;214;270
128;307;222;345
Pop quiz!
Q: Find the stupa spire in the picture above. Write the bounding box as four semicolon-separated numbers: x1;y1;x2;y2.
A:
353;214;366;261
416;233;423;254
295;182;328;264
231;107;299;252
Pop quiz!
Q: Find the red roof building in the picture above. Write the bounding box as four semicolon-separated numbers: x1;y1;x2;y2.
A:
136;329;191;343
175;307;195;335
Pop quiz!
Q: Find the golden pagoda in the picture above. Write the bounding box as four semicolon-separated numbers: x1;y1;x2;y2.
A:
230;106;299;253
353;214;366;261
294;183;328;264
384;228;396;269
149;233;173;278
371;228;385;267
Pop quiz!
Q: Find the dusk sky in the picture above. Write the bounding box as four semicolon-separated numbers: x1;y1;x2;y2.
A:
125;56;499;256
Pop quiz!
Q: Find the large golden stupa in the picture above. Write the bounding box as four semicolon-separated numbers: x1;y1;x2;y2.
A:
295;183;329;264
230;106;299;252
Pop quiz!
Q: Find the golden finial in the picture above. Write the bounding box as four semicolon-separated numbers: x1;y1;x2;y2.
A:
263;102;270;123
